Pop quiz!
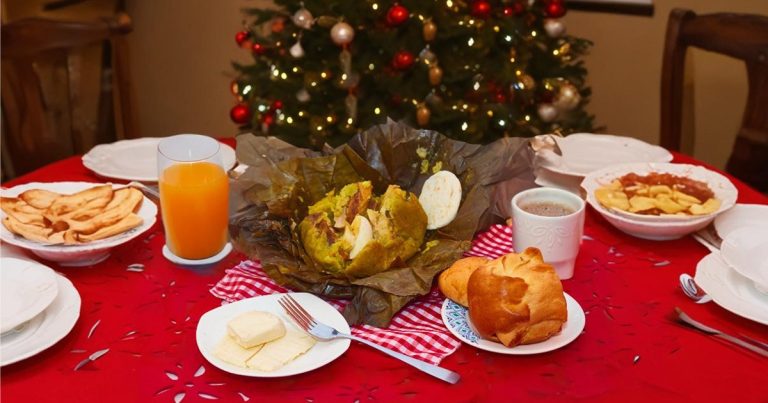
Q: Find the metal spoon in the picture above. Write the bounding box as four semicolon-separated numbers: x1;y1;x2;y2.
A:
679;273;712;304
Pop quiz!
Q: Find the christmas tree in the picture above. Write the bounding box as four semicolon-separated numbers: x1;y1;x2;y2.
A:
230;0;593;149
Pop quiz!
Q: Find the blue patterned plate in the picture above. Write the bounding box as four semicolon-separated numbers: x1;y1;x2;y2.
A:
441;293;585;354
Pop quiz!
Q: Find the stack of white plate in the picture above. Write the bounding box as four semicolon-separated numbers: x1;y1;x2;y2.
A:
695;204;768;325
534;133;673;194
0;257;81;366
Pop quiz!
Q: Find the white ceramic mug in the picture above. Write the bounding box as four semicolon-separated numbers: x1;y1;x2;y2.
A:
511;187;586;280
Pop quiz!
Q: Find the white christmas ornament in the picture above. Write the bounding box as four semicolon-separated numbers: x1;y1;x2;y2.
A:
330;22;355;46
289;42;305;58
543;19;566;38
537;104;558;122
296;88;311;103
293;8;314;30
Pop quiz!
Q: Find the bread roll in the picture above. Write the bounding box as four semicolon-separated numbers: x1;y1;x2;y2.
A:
467;248;567;347
438;256;491;307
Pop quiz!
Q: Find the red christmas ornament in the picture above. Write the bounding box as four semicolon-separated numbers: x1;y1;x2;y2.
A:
512;1;526;15
251;42;266;55
262;113;275;125
386;4;409;26
545;0;567;18
502;6;514;17
235;30;250;46
271;100;284;110
392;50;415;70
470;0;492;19
494;91;508;103
230;104;251;125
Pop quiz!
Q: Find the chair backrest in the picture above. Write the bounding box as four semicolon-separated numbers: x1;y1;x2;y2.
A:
1;12;136;179
660;8;768;192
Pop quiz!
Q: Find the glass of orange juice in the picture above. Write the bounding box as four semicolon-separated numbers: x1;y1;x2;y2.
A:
158;134;230;262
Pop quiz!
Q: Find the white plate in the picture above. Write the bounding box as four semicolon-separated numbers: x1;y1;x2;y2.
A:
720;227;768;293
0;182;158;266
1;273;81;366
162;243;233;266
1;258;59;333
714;204;768;240
695;253;768;325
82;137;237;182
537;133;672;177
441;293;585;354
196;292;351;377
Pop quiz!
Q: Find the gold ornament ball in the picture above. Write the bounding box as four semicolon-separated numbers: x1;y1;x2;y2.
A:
416;105;431;127
423;20;437;42
429;66;444;86
331;22;355;46
520;74;536;90
553;82;581;111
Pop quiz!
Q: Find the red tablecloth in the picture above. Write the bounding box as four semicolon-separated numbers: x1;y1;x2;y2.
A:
2;141;767;402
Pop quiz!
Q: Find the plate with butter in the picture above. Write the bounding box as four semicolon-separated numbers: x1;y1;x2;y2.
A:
196;292;351;377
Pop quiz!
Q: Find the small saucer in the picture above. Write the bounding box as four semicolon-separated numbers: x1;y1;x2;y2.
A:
162;243;233;266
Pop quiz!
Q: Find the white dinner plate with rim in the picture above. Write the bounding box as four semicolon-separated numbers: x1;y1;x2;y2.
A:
537;133;673;177
1;258;59;333
441;293;585;354
720;227;768;293
196;292;351;377
714;204;768;240
695;252;768;326
82;137;237;182
0;182;158;266
1;273;81;366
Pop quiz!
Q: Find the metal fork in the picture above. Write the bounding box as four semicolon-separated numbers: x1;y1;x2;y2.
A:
278;295;461;384
675;307;768;358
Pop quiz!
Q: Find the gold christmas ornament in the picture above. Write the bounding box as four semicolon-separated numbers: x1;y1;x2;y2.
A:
520;74;536;90
553;82;581;111
292;7;314;30
429;65;443;86
423;20;437;42
416;105;431;126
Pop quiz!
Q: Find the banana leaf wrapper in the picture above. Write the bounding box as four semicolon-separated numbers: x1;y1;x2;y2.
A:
230;120;536;327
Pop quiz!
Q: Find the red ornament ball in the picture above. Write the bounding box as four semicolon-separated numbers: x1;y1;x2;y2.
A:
386;4;409;26
271;99;284;110
471;0;492;19
251;42;266;55
230;104;251;125
511;2;526;16
502;6;514;17
494;91;508;103
392;50;415;70
235;30;250;46
545;0;567;18
262;113;275;125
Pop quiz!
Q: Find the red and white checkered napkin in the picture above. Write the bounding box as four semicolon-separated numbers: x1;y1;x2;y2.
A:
210;224;514;364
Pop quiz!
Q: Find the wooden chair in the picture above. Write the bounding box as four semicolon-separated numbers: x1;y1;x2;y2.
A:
1;12;136;179
660;9;768;192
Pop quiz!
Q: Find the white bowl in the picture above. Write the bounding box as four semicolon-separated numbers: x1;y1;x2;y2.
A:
1;182;157;266
581;163;738;240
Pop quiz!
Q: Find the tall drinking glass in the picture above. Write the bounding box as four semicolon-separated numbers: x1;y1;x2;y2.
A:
158;134;229;261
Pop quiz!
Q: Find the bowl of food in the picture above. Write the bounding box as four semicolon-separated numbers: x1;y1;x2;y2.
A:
580;163;737;240
1;182;157;266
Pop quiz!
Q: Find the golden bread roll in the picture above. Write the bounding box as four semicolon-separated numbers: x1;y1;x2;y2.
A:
438;256;490;307
467;248;567;347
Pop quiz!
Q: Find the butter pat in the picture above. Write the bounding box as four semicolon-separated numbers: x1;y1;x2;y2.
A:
246;330;316;371
227;311;286;348
213;335;262;367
